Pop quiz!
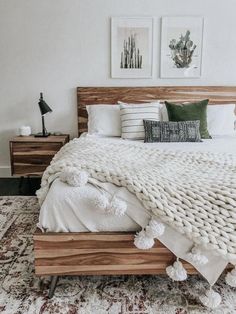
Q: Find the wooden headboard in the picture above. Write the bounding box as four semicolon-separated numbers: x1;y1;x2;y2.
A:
77;86;236;135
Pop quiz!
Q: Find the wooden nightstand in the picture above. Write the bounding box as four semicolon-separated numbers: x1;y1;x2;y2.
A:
10;135;69;177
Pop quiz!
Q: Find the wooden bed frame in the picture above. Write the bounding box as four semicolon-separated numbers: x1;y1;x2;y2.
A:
34;86;236;297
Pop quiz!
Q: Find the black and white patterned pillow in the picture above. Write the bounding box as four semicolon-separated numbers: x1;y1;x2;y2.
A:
143;120;202;143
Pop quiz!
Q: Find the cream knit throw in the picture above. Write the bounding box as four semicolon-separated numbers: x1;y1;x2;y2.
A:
37;137;236;261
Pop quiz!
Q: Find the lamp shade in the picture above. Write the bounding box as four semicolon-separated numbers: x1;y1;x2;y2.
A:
38;92;52;115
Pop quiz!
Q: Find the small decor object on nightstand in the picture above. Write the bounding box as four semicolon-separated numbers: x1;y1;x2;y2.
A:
35;92;52;137
19;125;31;136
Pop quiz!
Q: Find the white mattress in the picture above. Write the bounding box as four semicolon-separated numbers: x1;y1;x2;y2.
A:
38;134;236;284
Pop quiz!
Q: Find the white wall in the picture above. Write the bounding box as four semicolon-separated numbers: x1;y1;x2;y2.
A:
1;0;236;176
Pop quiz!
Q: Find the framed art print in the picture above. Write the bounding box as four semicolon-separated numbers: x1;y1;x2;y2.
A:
161;16;204;78
111;17;153;78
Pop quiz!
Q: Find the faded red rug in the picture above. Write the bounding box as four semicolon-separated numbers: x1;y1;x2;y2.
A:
0;196;236;314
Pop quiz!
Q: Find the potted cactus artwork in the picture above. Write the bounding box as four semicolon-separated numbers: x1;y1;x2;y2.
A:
120;34;143;69
111;17;153;78
169;30;197;68
161;16;203;78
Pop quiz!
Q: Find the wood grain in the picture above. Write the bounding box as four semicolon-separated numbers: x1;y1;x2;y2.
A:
77;86;236;135
34;231;198;276
10;135;69;176
10;135;69;143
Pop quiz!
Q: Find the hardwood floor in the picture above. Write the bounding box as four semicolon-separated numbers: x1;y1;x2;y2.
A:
0;177;40;195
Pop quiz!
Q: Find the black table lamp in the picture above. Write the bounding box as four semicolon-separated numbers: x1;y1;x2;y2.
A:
35;93;52;137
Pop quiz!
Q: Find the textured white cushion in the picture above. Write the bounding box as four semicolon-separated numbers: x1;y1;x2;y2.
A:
119;102;161;140
86;104;121;137
207;104;236;136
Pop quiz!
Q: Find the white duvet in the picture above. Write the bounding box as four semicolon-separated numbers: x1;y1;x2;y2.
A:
38;134;236;285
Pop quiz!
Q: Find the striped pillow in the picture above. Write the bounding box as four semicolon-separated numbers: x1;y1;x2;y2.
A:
119;102;161;140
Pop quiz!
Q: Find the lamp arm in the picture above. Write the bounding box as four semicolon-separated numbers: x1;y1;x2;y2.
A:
42;115;46;136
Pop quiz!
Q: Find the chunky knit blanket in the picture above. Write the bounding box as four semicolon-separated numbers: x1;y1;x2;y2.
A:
37;137;236;261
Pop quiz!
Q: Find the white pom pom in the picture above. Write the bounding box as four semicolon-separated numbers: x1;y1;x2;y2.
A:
186;247;208;266
108;197;127;216
166;260;187;281
134;230;155;250
145;218;165;238
225;266;236;287
60;169;89;187
199;288;221;309
60;168;71;183
93;194;109;213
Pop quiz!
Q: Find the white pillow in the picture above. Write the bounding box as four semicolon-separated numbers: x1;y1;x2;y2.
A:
160;104;169;121
119;102;161;140
207;104;236;136
86;104;121;137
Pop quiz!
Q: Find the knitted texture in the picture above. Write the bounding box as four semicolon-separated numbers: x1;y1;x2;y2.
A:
37;137;236;260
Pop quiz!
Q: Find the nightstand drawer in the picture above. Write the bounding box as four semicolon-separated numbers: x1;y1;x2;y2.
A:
12;142;62;153
14;164;49;176
12;154;54;165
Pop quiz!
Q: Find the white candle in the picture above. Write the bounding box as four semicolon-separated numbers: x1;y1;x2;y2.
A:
19;126;31;136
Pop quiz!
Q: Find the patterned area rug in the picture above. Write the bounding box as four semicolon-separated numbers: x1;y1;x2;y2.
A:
0;196;236;314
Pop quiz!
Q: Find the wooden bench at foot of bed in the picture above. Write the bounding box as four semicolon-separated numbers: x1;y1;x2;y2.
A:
33;230;198;276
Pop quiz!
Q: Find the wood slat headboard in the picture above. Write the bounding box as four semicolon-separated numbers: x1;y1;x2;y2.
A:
77;86;236;135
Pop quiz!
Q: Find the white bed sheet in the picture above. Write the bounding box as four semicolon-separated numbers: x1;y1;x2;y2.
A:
38;134;236;284
83;133;236;154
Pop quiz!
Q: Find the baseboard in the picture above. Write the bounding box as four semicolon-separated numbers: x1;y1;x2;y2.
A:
0;166;11;177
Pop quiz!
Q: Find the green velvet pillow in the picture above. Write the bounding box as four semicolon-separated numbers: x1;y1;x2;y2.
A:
165;99;211;139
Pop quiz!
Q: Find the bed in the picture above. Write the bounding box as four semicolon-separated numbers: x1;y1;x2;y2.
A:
34;86;236;301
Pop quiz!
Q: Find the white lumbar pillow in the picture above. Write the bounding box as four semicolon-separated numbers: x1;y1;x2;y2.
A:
86;104;121;137
207;104;236;136
119;101;161;140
